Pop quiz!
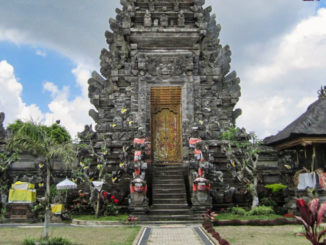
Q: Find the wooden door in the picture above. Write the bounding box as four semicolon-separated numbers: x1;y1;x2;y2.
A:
151;87;182;163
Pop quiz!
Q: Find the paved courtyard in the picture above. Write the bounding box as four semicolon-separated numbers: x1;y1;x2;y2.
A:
143;225;209;245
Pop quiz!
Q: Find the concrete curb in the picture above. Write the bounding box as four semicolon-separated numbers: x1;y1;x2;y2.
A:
132;226;146;245
71;219;127;226
199;226;219;245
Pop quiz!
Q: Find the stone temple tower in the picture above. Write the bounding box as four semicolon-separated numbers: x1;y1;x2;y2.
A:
87;0;241;216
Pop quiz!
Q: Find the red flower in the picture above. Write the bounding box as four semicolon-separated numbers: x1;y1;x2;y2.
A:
111;195;116;200
102;191;108;198
113;199;119;204
284;213;294;218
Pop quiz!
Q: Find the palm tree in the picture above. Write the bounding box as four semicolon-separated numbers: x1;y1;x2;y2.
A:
7;121;76;239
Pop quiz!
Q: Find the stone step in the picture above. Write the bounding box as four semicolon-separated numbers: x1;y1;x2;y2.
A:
153;193;187;199
153;176;184;180
152;183;186;189
152;179;185;185
152;188;186;194
152;174;184;180
137;214;202;221
153;165;183;169
153;168;184;173
150;209;191;215
151;204;189;209
153;198;188;204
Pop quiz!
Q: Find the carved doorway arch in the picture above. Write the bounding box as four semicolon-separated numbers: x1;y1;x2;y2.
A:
151;87;182;164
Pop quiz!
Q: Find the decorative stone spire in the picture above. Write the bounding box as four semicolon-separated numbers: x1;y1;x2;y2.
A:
318;85;326;99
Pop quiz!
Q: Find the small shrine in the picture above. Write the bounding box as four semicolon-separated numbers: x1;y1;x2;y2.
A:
264;86;326;210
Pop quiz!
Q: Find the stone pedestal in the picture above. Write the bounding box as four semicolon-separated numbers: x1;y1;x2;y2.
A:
5;203;35;222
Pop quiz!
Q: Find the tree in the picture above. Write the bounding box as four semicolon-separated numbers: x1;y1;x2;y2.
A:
7;121;76;239
221;127;261;208
9;120;71;145
74;131;111;218
0;152;17;200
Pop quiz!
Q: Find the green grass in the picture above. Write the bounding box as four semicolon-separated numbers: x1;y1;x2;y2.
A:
216;213;284;221
216;225;308;245
72;214;129;222
0;226;140;245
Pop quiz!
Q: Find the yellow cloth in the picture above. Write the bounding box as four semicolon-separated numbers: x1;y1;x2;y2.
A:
8;189;36;203
51;204;64;214
11;181;35;190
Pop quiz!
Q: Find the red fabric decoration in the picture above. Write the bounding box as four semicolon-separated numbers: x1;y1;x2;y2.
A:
133;138;145;145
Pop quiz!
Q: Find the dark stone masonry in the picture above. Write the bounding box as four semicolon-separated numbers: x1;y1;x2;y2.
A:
85;0;279;215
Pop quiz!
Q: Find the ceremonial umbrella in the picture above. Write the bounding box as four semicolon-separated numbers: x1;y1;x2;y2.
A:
56;178;77;190
56;178;77;206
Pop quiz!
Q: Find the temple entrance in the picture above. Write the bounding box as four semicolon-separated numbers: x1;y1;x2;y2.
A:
151;87;182;164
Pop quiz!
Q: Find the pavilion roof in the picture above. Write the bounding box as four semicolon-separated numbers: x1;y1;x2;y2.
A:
264;87;326;147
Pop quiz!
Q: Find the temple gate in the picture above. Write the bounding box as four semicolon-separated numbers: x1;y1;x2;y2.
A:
86;0;247;219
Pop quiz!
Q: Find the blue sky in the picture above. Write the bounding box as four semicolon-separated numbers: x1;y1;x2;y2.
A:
0;0;325;138
0;42;77;113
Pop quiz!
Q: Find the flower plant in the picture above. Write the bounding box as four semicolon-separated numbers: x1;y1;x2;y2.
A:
202;209;230;245
102;192;119;216
295;198;326;245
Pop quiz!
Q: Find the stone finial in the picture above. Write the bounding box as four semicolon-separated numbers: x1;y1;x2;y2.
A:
318;85;326;99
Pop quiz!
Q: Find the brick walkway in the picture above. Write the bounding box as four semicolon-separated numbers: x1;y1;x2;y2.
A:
146;225;205;245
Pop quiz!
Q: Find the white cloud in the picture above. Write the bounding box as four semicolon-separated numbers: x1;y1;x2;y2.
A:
237;8;326;138
237;96;294;139
0;27;29;44
36;49;46;57
0;59;93;138
248;9;326;85
43;81;59;97
0;60;44;124
296;96;316;110
72;64;91;97
43;66;93;138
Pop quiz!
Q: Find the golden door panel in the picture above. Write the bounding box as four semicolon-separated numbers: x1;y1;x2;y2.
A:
151;105;181;163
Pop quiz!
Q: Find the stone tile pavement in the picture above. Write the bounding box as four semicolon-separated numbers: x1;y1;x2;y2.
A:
145;225;205;245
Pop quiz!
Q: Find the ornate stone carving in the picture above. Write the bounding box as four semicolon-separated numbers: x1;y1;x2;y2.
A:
160;14;168;27
138;54;193;76
144;10;152;27
178;10;185;27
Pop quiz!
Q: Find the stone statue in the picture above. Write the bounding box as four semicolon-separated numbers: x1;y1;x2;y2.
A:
178;10;185;27
128;137;149;213
144;10;152;27
160;14;168;27
153;19;159;27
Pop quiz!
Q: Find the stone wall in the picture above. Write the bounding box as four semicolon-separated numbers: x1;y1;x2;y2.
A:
83;0;285;208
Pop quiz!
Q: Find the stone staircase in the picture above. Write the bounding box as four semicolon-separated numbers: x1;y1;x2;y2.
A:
138;165;201;222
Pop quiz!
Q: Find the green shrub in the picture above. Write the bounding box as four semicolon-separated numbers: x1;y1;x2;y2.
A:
22;237;72;245
229;206;247;215
248;205;274;215
22;238;35;245
265;183;287;193
260;197;277;207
